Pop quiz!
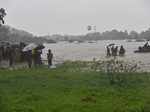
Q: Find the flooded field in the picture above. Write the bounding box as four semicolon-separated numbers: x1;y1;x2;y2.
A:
42;40;150;71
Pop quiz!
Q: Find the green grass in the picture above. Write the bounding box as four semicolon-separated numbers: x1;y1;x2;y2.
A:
0;63;150;112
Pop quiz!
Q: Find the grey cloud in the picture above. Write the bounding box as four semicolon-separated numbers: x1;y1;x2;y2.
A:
4;0;150;35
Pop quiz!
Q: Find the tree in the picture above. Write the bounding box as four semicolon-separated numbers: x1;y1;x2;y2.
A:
129;31;139;39
0;8;6;25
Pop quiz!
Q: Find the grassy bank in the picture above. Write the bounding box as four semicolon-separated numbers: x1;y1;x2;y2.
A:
0;62;150;112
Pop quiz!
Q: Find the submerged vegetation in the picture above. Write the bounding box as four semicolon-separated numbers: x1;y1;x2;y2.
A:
0;61;150;112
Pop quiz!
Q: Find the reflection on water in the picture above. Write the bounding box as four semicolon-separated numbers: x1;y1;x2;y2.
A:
42;40;150;70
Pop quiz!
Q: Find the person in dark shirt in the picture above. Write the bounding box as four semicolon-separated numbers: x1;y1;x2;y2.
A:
37;49;42;65
106;46;111;57
119;45;126;56
47;49;53;68
111;46;115;56
8;47;14;67
144;41;149;48
26;50;32;68
0;47;3;64
114;46;118;56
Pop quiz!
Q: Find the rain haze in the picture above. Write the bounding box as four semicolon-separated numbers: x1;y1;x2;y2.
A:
1;0;150;35
1;1;150;110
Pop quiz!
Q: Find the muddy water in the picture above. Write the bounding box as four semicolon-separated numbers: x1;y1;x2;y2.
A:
42;40;150;71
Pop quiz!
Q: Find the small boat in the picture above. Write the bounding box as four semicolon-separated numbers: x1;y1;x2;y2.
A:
134;42;150;53
134;46;150;53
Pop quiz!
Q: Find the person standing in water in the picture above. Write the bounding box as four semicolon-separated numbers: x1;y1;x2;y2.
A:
26;50;32;68
106;46;111;57
47;49;53;68
8;47;14;67
119;45;126;56
111;46;115;56
114;46;118;56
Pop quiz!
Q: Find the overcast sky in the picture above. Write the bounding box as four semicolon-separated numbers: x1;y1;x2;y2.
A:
1;0;150;35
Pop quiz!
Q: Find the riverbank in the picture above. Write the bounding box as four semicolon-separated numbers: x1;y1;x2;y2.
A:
0;58;148;73
0;62;150;112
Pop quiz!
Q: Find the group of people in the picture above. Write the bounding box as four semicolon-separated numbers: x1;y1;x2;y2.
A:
143;41;150;49
25;49;42;68
25;48;53;68
0;46;15;67
0;42;127;69
106;45;126;57
0;42;27;67
0;42;54;69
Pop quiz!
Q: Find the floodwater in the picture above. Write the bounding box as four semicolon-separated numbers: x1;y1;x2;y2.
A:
42;40;150;71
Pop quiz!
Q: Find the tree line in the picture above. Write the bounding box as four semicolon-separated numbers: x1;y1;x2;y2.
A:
0;26;56;44
43;28;150;42
0;26;150;43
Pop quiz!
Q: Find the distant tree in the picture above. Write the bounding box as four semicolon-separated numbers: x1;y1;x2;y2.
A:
140;29;150;40
0;8;6;25
129;31;139;39
119;30;129;39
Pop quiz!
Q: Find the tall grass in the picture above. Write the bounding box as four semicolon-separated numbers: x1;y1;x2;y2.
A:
62;58;141;85
0;61;149;112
